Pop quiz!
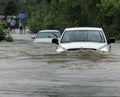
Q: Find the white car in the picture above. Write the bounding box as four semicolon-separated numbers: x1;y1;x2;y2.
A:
52;27;115;52
33;30;61;43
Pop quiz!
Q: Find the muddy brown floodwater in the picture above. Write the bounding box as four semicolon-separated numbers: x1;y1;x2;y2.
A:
0;33;120;97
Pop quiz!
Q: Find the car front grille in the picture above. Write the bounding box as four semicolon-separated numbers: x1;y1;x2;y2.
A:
67;48;97;51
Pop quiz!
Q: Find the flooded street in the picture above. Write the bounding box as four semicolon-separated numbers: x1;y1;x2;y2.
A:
0;33;120;97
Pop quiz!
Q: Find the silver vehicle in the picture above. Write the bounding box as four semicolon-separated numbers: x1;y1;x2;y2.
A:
33;30;61;43
52;27;115;52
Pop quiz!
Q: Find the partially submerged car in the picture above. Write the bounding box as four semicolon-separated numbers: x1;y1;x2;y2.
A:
52;27;115;52
33;30;61;43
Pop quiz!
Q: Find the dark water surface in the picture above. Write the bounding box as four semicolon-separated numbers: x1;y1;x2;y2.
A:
0;37;120;97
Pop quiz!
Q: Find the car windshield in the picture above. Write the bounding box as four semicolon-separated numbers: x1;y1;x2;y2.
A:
61;30;105;43
36;32;60;38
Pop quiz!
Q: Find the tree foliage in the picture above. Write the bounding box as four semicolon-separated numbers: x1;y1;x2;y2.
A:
4;0;18;15
96;0;120;39
18;0;120;39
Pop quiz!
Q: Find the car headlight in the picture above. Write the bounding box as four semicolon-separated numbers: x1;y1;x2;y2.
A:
98;44;110;52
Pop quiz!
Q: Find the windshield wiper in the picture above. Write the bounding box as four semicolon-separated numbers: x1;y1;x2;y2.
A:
51;32;58;38
48;35;51;38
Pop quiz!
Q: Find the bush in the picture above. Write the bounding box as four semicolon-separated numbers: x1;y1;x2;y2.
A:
0;26;6;41
5;32;13;42
0;25;13;42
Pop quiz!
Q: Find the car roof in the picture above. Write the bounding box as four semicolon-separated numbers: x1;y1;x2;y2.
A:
39;30;60;32
64;27;103;31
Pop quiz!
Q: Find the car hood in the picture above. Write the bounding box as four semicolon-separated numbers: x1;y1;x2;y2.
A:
58;42;109;51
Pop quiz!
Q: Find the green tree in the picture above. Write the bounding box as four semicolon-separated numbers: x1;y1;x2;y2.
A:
23;0;102;32
96;0;120;39
21;0;120;39
24;0;52;32
4;0;18;15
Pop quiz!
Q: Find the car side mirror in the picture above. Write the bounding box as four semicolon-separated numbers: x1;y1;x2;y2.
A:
52;39;59;44
31;36;35;39
107;37;115;44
